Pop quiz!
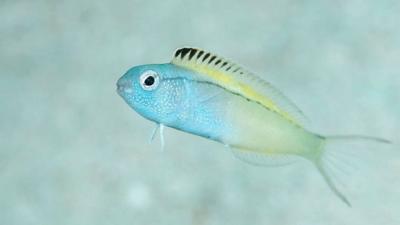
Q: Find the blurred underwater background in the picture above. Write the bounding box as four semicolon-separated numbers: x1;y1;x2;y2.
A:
1;0;400;224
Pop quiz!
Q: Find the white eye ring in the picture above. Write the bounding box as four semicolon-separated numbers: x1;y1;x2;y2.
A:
139;70;160;91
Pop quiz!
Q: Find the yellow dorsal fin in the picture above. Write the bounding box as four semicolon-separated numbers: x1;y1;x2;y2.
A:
171;47;307;126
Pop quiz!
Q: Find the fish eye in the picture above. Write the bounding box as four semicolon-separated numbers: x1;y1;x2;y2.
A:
139;70;160;91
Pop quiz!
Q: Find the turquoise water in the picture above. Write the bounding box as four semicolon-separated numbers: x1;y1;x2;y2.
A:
1;1;399;224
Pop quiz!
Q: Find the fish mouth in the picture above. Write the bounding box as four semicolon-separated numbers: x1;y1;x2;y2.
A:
116;77;133;96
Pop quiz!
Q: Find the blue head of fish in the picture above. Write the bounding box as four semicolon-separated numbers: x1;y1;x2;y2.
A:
117;63;228;140
117;64;188;125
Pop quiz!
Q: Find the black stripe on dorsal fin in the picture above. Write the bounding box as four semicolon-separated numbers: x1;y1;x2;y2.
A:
173;47;240;75
188;48;197;60
202;53;211;62
180;48;191;59
197;50;204;59
173;48;229;68
208;55;217;64
174;48;182;57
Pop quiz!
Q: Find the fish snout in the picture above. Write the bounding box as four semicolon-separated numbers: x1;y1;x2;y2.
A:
116;77;133;95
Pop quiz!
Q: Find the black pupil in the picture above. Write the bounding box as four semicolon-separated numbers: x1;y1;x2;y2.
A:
144;76;155;86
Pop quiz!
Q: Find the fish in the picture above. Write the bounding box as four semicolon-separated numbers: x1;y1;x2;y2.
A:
116;47;390;206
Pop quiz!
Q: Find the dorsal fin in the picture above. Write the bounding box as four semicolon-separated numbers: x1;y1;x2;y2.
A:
171;47;307;126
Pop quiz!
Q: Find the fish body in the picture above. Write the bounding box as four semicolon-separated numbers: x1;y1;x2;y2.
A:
117;47;388;206
118;63;321;156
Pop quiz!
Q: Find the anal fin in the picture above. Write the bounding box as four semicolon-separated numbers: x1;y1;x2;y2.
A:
229;147;302;167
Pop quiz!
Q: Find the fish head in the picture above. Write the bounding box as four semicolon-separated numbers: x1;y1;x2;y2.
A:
117;64;186;124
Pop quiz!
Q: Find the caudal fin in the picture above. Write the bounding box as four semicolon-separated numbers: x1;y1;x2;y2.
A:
312;135;391;207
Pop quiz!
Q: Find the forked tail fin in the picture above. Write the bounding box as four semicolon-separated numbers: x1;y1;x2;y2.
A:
313;135;391;207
